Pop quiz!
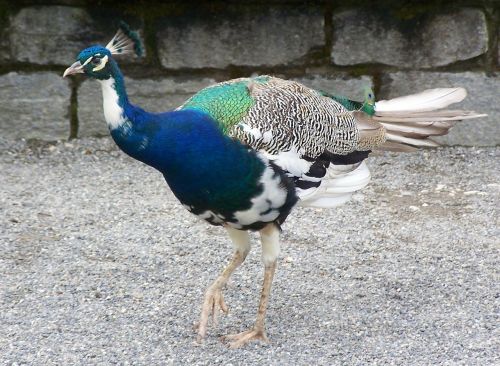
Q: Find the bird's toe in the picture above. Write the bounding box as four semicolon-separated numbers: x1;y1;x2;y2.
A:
197;287;229;340
222;328;269;348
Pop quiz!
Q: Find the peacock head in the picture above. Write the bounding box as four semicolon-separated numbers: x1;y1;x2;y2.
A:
64;46;114;80
63;22;143;80
363;87;375;106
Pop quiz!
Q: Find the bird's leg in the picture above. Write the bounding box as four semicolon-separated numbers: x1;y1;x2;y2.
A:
196;227;251;343
224;223;279;348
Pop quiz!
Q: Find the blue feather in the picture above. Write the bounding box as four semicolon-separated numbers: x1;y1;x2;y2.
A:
111;105;267;214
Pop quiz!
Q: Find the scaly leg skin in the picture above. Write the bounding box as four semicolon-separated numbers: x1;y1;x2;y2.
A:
223;223;280;348
196;227;250;343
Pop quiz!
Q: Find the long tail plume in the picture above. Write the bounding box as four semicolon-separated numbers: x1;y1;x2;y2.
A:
373;88;486;151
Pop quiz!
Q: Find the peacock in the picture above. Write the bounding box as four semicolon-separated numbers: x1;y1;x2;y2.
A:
63;23;486;348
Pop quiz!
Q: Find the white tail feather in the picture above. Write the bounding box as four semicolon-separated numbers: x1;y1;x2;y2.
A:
375;88;467;113
385;133;440;147
372;88;486;150
380;122;449;136
373;111;486;123
375;109;482;117
299;162;371;208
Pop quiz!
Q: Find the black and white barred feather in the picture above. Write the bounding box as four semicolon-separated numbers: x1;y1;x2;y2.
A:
230;78;360;158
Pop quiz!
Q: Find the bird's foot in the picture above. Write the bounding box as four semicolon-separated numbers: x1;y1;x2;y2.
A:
222;328;269;348
195;286;228;343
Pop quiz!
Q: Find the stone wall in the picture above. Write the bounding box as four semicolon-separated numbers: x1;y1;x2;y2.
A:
0;1;498;145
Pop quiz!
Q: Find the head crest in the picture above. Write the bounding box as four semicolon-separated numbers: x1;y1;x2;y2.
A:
105;21;143;57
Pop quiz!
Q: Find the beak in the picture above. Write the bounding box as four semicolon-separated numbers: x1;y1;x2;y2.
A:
63;61;84;77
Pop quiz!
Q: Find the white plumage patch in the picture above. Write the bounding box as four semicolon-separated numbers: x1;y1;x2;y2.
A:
231;155;287;228
298;161;371;208
225;227;251;255
260;224;280;266
238;123;263;140
198;210;225;224
264;147;312;178
99;78;126;130
262;130;273;144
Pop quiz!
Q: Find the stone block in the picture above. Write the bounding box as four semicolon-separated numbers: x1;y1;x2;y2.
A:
0;72;71;140
332;8;488;68
77;77;216;137
294;74;373;100
9;6;143;66
379;72;499;146
157;6;324;69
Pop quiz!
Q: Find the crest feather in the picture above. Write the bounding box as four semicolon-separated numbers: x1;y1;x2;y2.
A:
105;21;143;57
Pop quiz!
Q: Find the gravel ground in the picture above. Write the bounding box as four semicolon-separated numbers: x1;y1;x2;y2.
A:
0;137;499;365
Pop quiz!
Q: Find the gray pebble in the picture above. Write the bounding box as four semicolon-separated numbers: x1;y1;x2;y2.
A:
0;137;498;365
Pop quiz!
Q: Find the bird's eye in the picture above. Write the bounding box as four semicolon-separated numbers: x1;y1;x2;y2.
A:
91;57;100;65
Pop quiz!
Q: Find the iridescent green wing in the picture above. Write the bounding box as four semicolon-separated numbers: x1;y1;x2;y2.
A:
319;86;375;116
180;76;271;133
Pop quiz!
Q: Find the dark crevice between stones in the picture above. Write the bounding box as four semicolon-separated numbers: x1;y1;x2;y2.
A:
69;79;80;140
143;15;160;68
324;1;333;64
225;64;308;80
323;63;402;76
483;4;499;73
0;0;9;30
0;63;68;76
423;55;492;73
372;73;383;101
301;45;330;67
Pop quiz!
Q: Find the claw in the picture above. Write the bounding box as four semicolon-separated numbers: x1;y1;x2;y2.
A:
196;286;229;341
222;328;269;348
213;291;228;326
194;244;250;343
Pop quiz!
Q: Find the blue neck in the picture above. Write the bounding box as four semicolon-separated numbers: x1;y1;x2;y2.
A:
100;61;151;160
109;61;129;107
101;64;244;171
100;63;267;213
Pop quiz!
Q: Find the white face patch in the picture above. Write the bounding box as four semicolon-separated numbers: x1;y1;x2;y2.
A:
82;56;93;67
92;55;109;72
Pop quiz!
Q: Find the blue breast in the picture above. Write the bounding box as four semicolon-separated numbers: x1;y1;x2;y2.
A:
110;108;266;215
